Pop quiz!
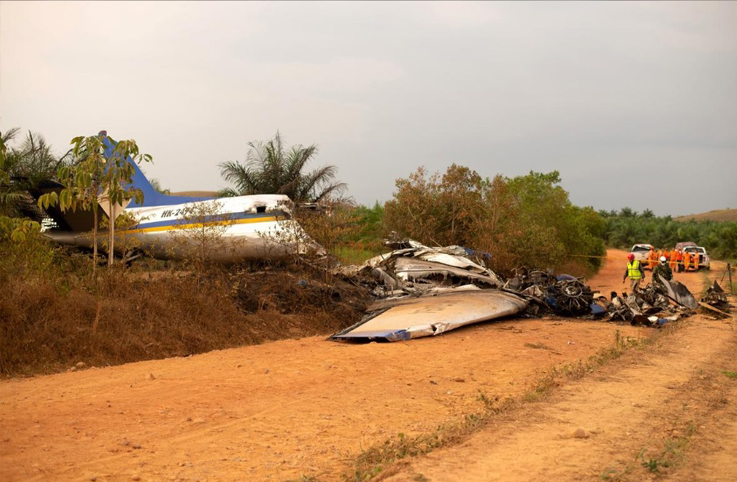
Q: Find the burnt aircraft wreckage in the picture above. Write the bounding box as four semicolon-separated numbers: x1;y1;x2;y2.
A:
331;240;710;343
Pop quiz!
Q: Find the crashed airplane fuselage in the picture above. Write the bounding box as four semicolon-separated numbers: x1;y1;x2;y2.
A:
44;195;308;262
38;134;316;262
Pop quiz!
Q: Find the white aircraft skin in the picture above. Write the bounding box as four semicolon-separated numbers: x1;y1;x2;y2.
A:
127;196;307;261
41;134;315;261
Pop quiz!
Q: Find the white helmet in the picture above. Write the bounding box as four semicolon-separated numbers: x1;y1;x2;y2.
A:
659;256;667;263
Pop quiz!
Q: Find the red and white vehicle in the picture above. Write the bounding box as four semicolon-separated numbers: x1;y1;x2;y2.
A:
675;241;697;251
684;246;711;271
630;244;654;269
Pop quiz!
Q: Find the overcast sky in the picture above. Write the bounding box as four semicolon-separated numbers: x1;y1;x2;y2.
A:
2;1;736;216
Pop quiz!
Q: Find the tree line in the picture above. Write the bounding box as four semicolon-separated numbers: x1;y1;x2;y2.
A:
3;127;735;276
600;209;737;260
379;166;605;274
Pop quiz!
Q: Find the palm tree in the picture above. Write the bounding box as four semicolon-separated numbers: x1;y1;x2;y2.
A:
1;129;71;218
0;128;22;214
219;132;346;203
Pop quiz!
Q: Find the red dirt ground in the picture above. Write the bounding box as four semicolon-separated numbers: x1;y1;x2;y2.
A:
1;250;734;482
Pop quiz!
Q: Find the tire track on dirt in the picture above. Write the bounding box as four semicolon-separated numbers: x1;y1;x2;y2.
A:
384;316;736;482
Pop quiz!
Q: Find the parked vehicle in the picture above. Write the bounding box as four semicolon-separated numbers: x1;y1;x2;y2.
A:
630;244;654;268
684;246;710;270
675;241;697;251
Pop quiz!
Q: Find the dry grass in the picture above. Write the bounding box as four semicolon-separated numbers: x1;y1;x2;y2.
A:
0;264;370;377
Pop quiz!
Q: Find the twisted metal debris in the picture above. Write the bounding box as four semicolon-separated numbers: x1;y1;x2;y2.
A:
702;280;731;312
332;239;702;342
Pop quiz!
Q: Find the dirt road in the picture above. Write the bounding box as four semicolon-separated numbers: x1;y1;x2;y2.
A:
1;250;734;482
386;286;737;481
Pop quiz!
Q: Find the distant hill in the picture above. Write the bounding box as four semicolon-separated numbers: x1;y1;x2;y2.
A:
674;209;737;223
169;191;220;198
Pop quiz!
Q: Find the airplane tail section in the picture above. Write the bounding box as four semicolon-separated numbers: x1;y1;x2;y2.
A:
100;132;215;208
33;132;217;232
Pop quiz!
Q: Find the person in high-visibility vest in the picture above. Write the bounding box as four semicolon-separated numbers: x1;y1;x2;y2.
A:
683;251;691;271
669;249;678;273
648;247;657;270
691;251;700;271
623;253;645;292
676;249;684;272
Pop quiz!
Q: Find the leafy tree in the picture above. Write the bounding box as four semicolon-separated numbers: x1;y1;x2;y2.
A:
385;166;605;274
295;201;361;264
436;164;487;246
219;132;346;203
505;171;567;268
383;164;491;248
473;174;524;270
384;166;443;245
38;132;152;269
347;202;387;247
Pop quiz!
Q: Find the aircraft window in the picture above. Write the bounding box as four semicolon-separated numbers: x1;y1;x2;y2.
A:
256;206;266;213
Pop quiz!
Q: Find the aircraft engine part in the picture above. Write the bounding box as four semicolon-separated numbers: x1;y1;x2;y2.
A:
546;279;594;315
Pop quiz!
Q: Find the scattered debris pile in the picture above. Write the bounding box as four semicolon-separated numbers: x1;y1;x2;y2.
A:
502;268;594;316
605;290;680;328
333;241;519;342
335;239;503;299
702;280;731;313
332;240;700;343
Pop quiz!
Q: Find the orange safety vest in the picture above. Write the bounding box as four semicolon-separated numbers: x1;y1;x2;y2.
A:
669;254;678;268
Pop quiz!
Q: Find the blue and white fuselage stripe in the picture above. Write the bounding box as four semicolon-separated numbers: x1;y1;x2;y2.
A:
127;211;285;232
